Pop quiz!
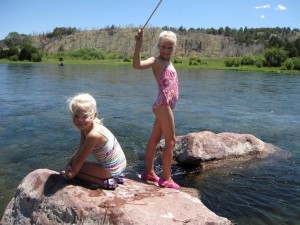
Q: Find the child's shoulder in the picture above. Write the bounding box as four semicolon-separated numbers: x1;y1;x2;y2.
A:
92;124;112;137
87;125;108;144
153;57;166;68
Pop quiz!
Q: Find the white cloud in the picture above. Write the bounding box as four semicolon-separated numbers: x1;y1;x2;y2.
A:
275;4;287;10
259;15;266;20
255;4;271;9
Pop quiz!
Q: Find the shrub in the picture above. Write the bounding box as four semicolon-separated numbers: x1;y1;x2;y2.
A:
19;45;39;61
82;55;92;60
123;57;131;62
0;47;3;59
233;58;241;67
264;48;288;67
19;47;31;61
224;58;235;67
69;48;105;60
293;58;300;70
105;52;122;60
31;52;42;62
7;46;19;58
188;56;206;66
241;55;255;65
255;57;264;68
225;58;240;67
282;58;293;70
9;55;19;61
173;57;182;64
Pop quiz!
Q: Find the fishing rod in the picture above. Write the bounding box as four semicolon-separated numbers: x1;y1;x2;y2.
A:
143;0;163;29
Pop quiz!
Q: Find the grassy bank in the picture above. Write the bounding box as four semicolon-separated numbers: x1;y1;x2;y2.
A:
1;57;300;74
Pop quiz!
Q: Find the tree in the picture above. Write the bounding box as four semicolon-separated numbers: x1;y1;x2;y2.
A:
218;27;224;35
31;52;42;62
224;26;231;37
264;48;287;67
236;28;244;44
46;27;77;39
293;38;300;57
19;45;39;61
284;42;297;58
0;47;3;59
7;46;19;57
178;26;187;35
4;32;31;48
267;35;284;48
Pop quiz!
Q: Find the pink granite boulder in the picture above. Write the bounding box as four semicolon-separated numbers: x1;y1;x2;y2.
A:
1;169;232;225
157;131;277;168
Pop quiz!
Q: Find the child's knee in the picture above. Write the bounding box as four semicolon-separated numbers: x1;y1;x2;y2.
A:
150;135;161;145
165;137;176;148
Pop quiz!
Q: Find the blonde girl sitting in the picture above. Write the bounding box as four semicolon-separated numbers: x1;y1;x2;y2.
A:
60;93;126;190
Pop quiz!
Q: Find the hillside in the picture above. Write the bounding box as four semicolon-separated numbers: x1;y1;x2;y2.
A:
31;27;269;58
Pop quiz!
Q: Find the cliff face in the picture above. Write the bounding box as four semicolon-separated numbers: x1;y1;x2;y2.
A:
31;28;264;58
1;169;231;225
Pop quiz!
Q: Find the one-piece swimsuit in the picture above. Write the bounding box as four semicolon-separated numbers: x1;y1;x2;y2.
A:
153;63;179;111
91;126;126;177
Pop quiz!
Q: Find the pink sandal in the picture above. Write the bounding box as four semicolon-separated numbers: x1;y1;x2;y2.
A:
159;178;180;190
141;172;160;183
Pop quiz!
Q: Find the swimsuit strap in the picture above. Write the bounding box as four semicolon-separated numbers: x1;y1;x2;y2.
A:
157;56;171;68
93;129;109;149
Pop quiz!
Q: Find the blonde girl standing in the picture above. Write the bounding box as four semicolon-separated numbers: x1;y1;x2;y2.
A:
133;29;180;189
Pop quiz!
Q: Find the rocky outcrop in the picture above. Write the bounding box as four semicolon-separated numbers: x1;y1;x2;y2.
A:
2;132;278;224
157;131;277;168
1;169;231;225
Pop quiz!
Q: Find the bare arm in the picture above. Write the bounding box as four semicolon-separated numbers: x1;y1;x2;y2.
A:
64;130;85;169
68;131;105;178
133;29;155;69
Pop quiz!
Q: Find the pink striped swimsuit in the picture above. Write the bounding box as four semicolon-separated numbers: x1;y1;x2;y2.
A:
91;126;126;177
153;64;179;110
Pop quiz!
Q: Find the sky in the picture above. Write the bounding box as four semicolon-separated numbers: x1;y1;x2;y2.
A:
1;0;299;40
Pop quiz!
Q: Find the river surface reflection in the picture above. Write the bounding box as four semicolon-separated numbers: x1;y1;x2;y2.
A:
0;63;299;224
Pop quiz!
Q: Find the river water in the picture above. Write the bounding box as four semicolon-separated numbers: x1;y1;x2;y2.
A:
0;63;299;224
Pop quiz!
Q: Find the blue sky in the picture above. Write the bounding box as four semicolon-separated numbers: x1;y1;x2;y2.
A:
1;0;299;40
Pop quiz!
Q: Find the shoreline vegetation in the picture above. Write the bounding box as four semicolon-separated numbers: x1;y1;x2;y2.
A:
1;57;299;74
1;26;300;74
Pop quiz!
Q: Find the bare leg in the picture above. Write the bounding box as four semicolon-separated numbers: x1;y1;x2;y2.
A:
145;118;162;177
75;161;112;185
153;106;176;181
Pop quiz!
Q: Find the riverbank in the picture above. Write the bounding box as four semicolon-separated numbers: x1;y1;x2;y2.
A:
1;57;300;74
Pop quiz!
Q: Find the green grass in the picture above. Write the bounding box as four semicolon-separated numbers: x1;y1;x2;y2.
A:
1;57;300;74
42;58;129;66
172;57;300;73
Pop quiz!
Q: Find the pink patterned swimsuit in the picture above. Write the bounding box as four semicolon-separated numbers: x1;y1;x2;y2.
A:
153;64;179;111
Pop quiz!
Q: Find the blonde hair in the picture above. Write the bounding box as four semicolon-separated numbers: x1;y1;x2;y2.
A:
68;93;103;124
157;31;177;48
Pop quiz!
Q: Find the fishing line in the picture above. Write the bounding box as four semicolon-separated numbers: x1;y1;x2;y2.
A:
143;0;163;29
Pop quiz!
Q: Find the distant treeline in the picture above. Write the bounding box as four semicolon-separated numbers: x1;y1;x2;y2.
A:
45;27;78;39
1;26;300;70
165;26;300;45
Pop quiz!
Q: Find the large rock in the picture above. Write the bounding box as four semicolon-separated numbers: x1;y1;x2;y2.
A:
157;131;277;168
1;169;232;225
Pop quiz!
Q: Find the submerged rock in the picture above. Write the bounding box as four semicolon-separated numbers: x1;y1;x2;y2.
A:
157;131;278;168
1;169;232;225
